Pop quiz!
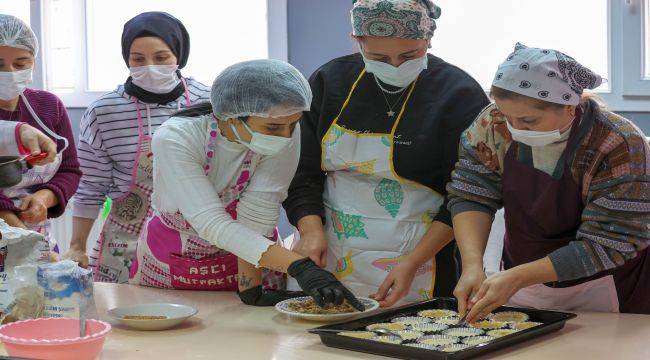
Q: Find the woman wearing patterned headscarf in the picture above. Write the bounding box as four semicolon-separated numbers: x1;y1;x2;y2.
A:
284;0;488;307
449;43;650;320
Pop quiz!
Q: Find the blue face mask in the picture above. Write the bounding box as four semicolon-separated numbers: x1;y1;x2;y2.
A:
361;53;428;87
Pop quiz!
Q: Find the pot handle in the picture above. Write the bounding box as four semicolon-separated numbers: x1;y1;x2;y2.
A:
24;153;48;166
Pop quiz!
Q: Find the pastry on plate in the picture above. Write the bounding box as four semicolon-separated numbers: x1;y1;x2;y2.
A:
371;335;402;344
417;309;458;319
365;322;407;331
469;320;508;330
337;331;376;339
392;330;424;341
487;329;519;338
417;334;459;346
405;342;438;350
391;316;432;325
287;298;357;314
442;327;485;338
511;321;543;330
489;311;529;323
434;316;461;326
462;335;496;346
410;322;449;333
440;343;473;352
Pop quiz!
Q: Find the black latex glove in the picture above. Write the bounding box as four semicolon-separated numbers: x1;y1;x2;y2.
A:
288;258;365;311
238;285;306;306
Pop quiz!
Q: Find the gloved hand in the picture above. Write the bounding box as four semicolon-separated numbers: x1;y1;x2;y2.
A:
238;285;306;306
288;258;365;311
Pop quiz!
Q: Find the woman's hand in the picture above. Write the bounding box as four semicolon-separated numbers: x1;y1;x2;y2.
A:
18;124;57;165
464;269;524;323
288;257;365;311
371;258;418;308
61;246;89;268
454;265;487;320
19;189;57;224
294;229;328;267
295;215;329;267
0;210;26;228
464;258;558;322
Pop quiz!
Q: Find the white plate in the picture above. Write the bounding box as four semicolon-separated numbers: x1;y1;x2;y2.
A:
275;296;379;322
107;303;198;331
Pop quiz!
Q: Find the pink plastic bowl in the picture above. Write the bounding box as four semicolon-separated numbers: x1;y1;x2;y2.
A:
0;317;111;360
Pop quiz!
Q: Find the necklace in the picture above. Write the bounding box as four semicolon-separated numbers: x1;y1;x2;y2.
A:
373;74;407;95
374;75;409;117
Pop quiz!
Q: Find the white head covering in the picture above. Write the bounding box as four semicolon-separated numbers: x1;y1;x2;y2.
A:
0;14;38;56
492;43;602;105
210;59;312;120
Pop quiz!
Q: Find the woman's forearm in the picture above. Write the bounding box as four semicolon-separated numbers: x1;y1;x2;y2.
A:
452;211;493;270
405;220;454;266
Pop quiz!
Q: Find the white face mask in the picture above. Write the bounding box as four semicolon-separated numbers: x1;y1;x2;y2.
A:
129;64;180;93
506;120;572;147
361;53;428;87
230;120;292;156
0;69;32;101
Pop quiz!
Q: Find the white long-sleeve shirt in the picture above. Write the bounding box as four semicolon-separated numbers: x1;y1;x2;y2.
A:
0;120;21;156
151;115;300;266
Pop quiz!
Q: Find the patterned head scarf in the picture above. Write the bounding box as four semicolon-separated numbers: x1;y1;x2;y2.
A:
492;43;603;106
351;0;441;40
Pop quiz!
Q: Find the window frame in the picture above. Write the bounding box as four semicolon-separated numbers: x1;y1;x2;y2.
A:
598;0;650;111
30;0;287;108
20;0;650;111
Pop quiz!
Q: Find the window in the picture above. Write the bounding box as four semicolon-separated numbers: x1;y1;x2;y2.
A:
431;0;650;111
646;0;650;78
0;0;283;107
432;0;609;92
83;0;269;92
0;0;30;25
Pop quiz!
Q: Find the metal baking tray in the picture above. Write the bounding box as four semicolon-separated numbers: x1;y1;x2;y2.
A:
309;297;576;359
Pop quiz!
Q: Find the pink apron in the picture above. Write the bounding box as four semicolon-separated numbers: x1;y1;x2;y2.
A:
89;83;191;283
129;116;285;291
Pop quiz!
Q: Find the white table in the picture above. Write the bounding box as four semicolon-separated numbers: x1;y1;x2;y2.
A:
11;283;650;360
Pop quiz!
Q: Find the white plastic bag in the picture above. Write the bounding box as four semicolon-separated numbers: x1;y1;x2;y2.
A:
0;219;48;313
37;260;96;319
2;265;45;323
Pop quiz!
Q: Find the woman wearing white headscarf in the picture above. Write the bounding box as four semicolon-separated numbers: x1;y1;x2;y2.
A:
129;59;364;309
284;0;488;307
449;43;650;321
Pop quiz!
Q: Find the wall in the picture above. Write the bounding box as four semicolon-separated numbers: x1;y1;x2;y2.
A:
55;1;649;264
66;0;650;135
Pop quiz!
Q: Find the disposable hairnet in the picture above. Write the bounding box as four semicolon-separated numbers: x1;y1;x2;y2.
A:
211;59;312;119
0;15;38;56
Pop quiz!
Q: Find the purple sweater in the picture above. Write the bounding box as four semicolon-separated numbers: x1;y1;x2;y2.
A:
0;89;81;218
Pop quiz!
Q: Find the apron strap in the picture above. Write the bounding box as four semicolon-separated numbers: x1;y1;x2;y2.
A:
133;97;146;139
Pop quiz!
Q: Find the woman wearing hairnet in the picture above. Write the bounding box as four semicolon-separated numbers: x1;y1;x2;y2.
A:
63;12;210;283
129;59;365;309
0;14;81;255
448;44;650;321
283;0;488;307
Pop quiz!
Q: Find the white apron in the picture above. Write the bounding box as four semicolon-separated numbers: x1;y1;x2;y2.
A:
2;93;70;259
2;155;61;261
322;69;444;303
